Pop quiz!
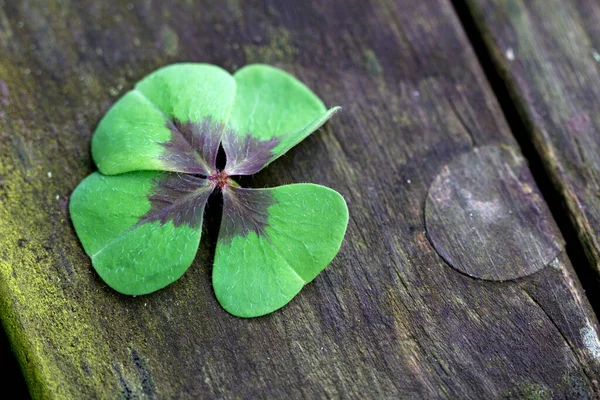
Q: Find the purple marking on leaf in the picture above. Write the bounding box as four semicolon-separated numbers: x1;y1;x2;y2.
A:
160;117;224;175
160;133;207;175
219;186;276;243
138;173;215;229
222;129;282;176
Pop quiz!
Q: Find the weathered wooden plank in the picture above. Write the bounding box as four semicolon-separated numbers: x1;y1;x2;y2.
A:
0;0;598;398
461;0;600;285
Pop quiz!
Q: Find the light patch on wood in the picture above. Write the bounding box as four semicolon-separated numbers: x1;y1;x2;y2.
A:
506;48;515;61
581;325;600;361
460;189;504;223
0;79;9;106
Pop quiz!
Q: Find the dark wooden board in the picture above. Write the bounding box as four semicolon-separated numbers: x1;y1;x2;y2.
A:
0;0;599;398
461;0;600;284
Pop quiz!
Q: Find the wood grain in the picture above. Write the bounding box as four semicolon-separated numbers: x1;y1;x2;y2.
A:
0;0;598;398
461;0;600;284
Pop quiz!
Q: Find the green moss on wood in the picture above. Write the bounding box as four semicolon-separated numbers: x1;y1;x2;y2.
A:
364;49;383;77
243;27;298;64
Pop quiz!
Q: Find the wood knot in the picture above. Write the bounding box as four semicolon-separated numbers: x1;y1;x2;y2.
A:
425;145;565;281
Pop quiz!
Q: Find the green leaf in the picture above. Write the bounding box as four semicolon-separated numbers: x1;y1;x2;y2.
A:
69;171;214;295
213;184;349;318
222;64;340;175
92;64;236;176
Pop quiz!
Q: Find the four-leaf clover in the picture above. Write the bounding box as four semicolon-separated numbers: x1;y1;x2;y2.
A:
69;64;349;317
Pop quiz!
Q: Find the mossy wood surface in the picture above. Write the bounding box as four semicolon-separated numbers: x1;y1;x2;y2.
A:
463;0;600;282
0;0;599;398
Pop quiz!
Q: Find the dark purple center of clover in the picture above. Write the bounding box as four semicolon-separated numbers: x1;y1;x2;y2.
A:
139;117;278;242
160;117;223;175
138;173;212;230
221;128;282;175
219;186;273;244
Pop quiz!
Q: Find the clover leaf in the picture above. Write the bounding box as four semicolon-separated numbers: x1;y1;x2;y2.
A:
69;64;349;318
